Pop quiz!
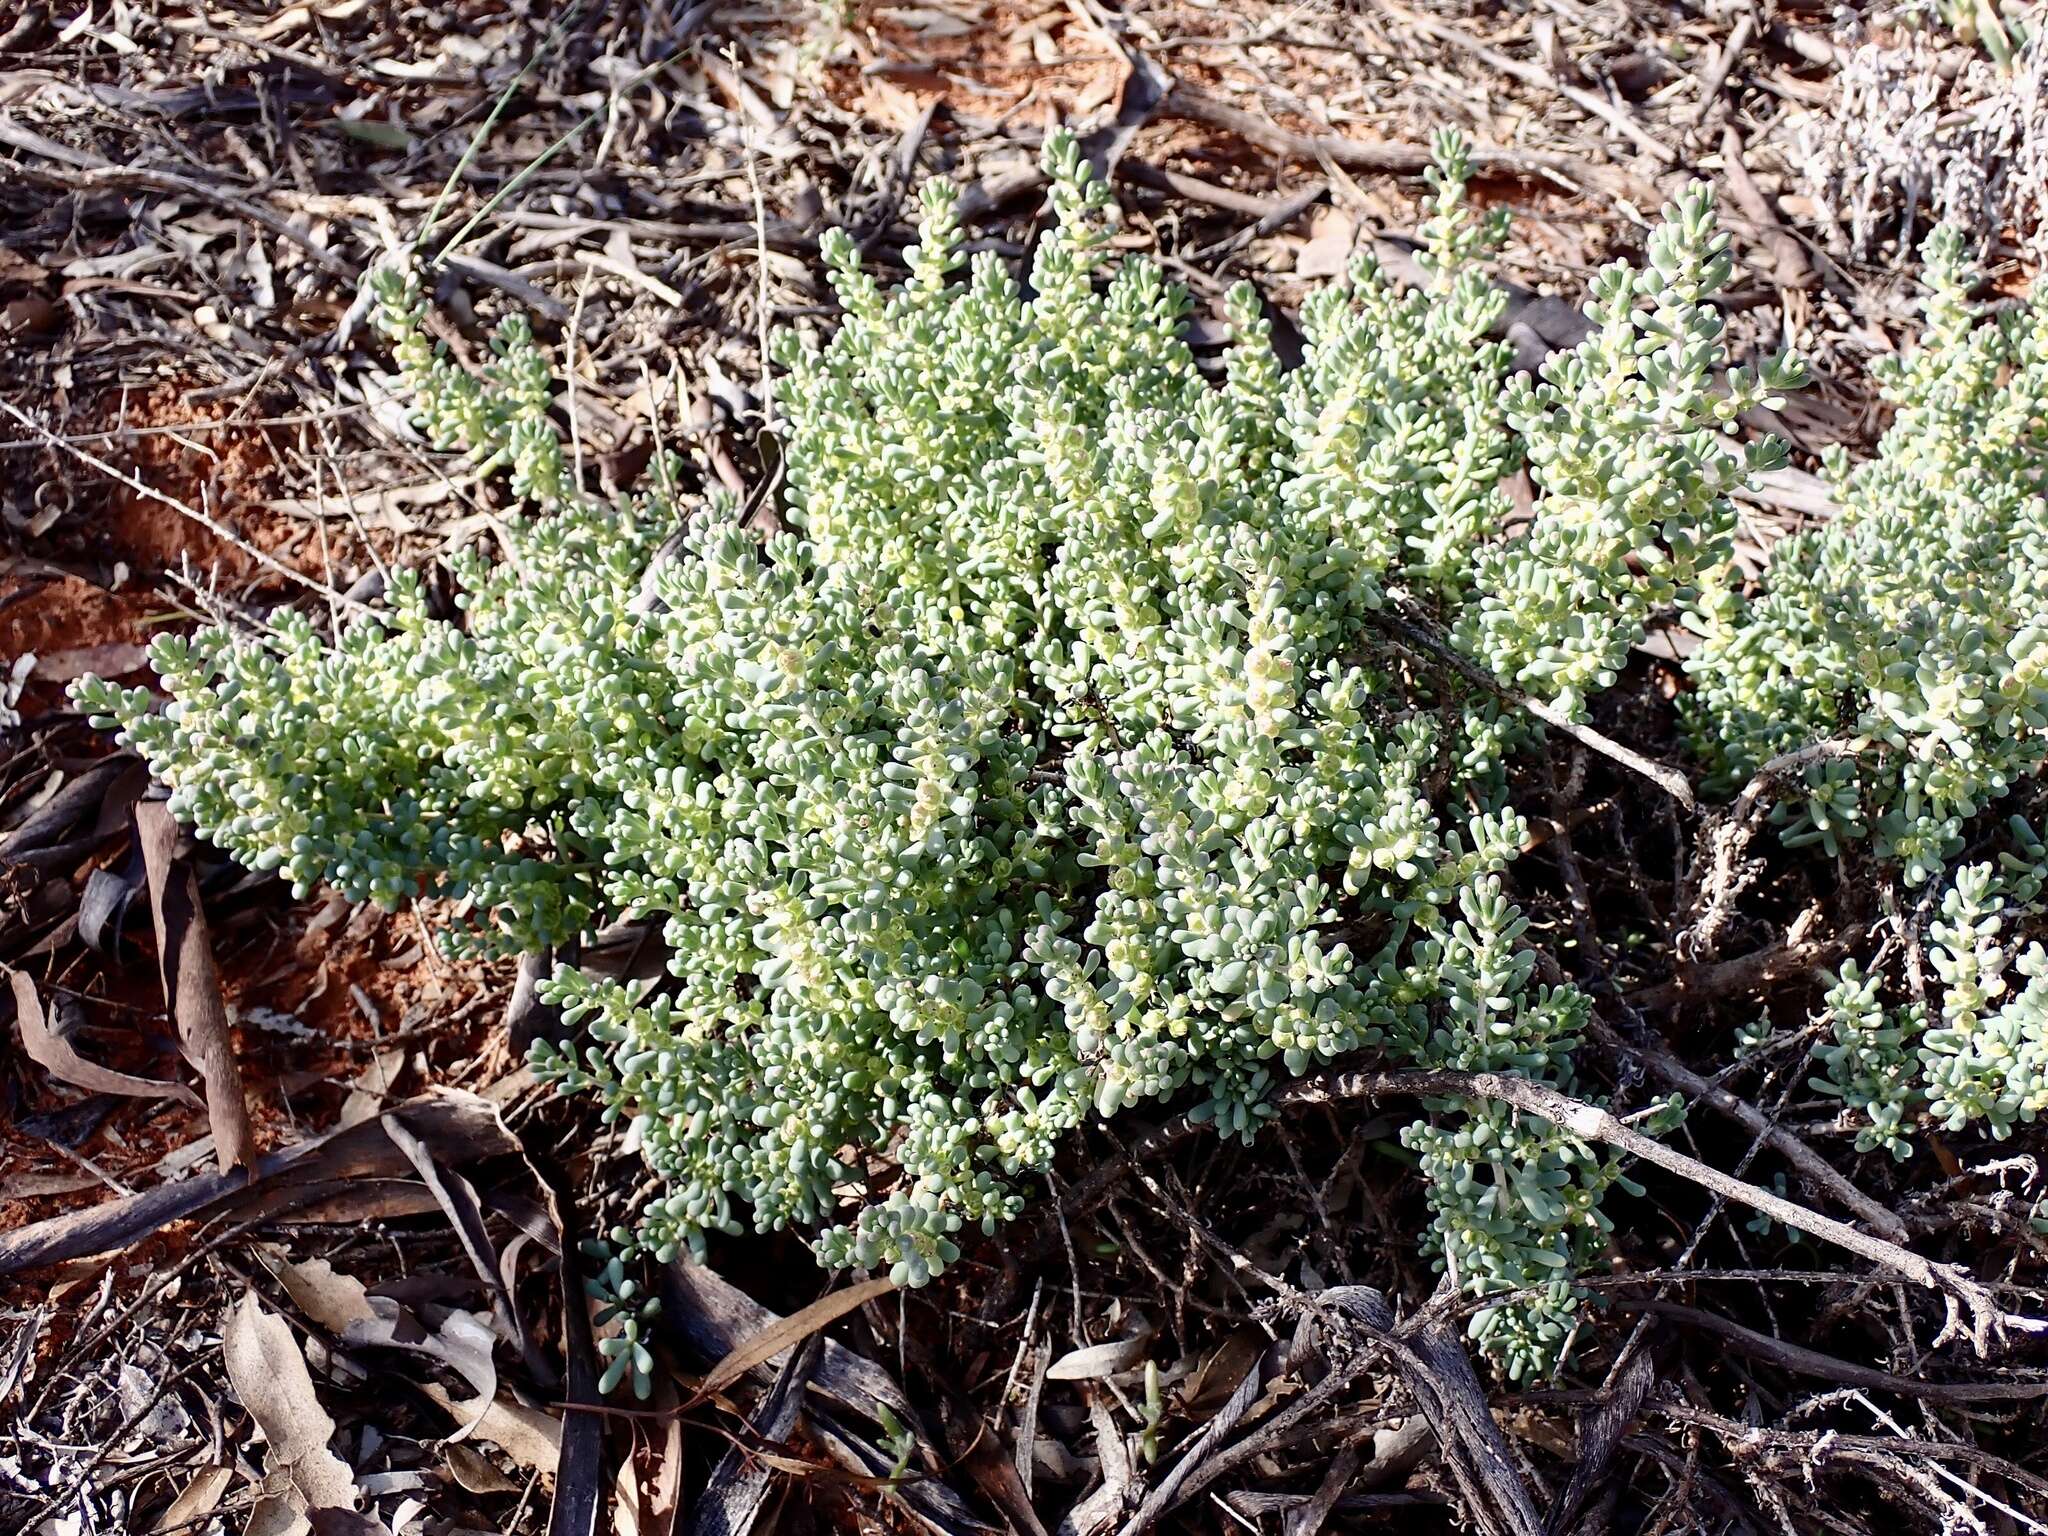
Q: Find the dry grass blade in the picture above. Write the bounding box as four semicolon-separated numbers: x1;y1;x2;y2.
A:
697;1274;899;1401
137;798;258;1172
687;1332;825;1536
660;1262;934;1444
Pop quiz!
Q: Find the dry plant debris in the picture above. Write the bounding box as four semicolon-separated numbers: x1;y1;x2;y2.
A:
4;3;2048;1535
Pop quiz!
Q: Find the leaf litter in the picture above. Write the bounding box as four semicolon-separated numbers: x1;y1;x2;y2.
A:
5;2;2048;1533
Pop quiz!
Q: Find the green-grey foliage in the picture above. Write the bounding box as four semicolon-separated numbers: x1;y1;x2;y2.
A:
1811;819;2048;1156
77;131;1807;1380
1685;226;2048;888
1696;229;2048;1161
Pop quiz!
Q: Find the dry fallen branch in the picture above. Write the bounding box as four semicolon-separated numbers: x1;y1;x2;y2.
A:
1283;1068;2037;1356
1586;1016;1908;1241
1366;606;1699;810
0;396;366;609
1061;1065;2034;1356
1628;909;1852;1011
1159;83;1667;206
1628;1299;2048;1401
0;114;357;277
0;1088;518;1274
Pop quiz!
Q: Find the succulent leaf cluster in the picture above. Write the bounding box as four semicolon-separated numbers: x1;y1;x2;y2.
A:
1811;818;2048;1156
1462;181;1805;717
1685;227;2048;887
78;133;1801;1379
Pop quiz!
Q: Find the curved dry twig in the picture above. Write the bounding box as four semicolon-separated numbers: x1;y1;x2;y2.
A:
1365;606;1699;811
1680;738;1864;961
1060;1065;2039;1358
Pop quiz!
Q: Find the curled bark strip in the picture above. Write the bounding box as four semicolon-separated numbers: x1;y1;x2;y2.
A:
9;968;202;1109
547;1173;606;1536
0;1088;515;1275
385;1111;557;1388
696;1275;898;1402
503;947;560;1055
0;755;137;857
136;799;258;1173
661;1261;928;1431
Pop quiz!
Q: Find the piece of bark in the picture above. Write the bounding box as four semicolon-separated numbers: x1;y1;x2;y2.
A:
10;968;202;1109
0;1089;516;1275
136;799;257;1172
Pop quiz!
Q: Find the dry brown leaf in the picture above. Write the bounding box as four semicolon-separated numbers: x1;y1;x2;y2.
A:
268;1252;377;1336
419;1382;562;1477
444;1442;521;1496
30;642;151;682
1044;1328;1155;1382
698;1274;898;1400
222;1290;361;1529
646;1413;685;1536
612;1445;644;1536
10;968;202;1109
152;1464;234;1532
1294;207;1358;279
137;799;258;1171
338;1047;408;1129
269;1253;500;1438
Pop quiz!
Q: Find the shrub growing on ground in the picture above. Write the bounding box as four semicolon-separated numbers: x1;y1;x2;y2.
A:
80;129;1894;1382
1687;229;2048;1159
1686;227;2048;888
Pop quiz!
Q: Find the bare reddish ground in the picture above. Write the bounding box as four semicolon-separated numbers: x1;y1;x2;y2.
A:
0;380;492;1306
94;381;293;578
